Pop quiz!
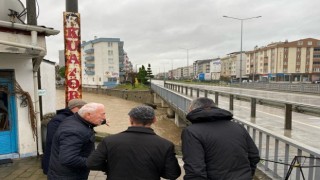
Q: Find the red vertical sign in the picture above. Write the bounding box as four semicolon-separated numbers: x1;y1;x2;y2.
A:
63;12;82;105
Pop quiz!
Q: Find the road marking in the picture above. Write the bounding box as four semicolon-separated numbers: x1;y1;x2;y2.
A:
218;99;320;130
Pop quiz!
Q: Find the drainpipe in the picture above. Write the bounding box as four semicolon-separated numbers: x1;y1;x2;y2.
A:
31;30;44;156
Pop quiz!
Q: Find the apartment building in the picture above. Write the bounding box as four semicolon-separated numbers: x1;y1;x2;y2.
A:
193;59;212;74
246;38;320;82
211;58;221;80
220;52;247;81
81;37;125;88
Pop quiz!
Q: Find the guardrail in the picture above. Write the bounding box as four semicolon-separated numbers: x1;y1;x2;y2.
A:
151;83;320;180
164;82;320;130
231;82;320;94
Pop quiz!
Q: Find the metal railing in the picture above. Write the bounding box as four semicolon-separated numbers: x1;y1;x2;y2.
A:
151;83;320;180
230;82;320;94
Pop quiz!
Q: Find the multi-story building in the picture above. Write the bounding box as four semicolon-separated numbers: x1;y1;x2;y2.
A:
246;38;320;82
220;52;247;81
210;58;221;80
81;37;124;88
182;65;193;79
193;59;212;76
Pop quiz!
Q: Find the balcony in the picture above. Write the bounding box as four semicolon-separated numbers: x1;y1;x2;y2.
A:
85;56;95;61
85;70;95;75
85;48;94;54
85;63;95;68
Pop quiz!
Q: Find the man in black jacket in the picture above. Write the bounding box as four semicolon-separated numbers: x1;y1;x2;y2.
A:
47;103;107;180
42;98;87;174
181;97;260;180
87;105;181;180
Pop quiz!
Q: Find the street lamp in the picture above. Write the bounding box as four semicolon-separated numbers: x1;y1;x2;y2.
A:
223;15;261;83
180;47;197;79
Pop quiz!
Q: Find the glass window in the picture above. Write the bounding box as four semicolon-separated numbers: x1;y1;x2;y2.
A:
0;91;9;131
108;42;113;47
108;58;114;64
108;50;113;55
308;41;313;45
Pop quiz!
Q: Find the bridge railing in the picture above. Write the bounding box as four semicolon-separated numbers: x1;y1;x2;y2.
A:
151;83;320;180
164;82;320;131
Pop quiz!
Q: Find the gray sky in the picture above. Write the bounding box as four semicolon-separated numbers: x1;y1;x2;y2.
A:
22;0;320;72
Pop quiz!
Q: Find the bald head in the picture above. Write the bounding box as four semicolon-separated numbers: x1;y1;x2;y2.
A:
78;103;106;126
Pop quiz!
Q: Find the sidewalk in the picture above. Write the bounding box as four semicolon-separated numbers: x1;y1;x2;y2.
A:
0;156;107;180
0;156;270;180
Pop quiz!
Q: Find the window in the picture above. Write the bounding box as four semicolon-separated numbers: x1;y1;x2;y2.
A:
109;66;114;72
296;62;300;65
308;41;313;45
108;58;114;64
297;41;303;45
108;42;113;47
108;50;113;55
314;48;320;51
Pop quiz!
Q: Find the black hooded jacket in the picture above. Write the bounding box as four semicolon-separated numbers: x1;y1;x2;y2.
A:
42;108;74;174
47;113;96;180
182;107;260;180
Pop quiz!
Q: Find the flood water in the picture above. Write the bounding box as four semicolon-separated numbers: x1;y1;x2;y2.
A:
56;89;183;145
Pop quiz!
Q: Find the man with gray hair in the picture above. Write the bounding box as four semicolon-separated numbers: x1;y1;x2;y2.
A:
42;98;87;174
181;97;260;179
48;103;107;180
87;105;181;180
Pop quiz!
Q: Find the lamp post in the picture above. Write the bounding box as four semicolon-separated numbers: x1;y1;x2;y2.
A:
180;47;196;79
223;15;261;83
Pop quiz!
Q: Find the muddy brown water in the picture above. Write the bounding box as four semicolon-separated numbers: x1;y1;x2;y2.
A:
55;89;182;145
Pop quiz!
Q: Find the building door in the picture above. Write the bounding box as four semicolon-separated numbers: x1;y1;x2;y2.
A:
0;71;17;155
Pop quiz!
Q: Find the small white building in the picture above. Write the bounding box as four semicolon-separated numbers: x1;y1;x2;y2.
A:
0;5;59;159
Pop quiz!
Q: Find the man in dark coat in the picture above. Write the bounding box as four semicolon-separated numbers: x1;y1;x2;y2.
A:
181;97;260;180
87;105;181;180
42;98;87;174
47;103;107;180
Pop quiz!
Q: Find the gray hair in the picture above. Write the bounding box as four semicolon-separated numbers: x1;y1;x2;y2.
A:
78;103;104;117
189;97;216;111
128;105;155;125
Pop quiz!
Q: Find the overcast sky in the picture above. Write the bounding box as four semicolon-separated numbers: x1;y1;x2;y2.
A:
22;0;320;72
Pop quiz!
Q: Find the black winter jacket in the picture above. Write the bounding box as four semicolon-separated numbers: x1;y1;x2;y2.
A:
87;126;181;180
47;113;95;180
182;107;260;180
42;108;73;174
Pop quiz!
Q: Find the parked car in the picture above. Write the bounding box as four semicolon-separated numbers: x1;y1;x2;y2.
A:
312;80;320;84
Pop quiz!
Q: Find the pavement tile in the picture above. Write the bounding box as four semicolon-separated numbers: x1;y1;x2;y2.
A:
2;173;20;180
16;171;33;178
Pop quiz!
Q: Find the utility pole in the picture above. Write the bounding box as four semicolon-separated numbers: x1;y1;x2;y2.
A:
64;0;82;104
26;0;37;25
66;0;78;12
